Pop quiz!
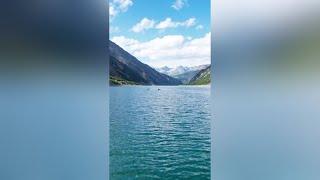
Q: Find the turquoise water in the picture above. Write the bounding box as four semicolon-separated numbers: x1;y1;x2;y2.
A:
110;86;211;179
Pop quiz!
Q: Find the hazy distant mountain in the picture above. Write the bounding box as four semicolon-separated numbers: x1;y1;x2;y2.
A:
156;65;209;77
189;65;211;85
173;70;200;84
156;65;210;84
109;41;182;85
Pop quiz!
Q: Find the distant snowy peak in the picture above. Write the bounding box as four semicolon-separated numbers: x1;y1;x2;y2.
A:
157;66;171;73
156;64;210;76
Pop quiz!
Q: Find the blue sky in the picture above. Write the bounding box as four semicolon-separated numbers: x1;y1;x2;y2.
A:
110;0;211;68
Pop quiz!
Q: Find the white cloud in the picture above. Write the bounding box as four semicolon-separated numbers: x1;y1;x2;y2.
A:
155;17;196;30
111;32;211;67
155;18;176;29
110;26;120;33
172;0;187;10
109;0;133;19
109;5;117;18
130;17;197;33
111;36;139;47
131;18;156;33
196;25;204;30
114;0;133;12
182;18;196;27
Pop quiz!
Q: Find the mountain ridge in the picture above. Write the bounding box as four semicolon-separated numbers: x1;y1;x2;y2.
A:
109;41;182;86
156;64;209;77
188;65;211;85
156;64;210;84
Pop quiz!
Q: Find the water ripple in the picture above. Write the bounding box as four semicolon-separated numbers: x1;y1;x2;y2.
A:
110;86;211;179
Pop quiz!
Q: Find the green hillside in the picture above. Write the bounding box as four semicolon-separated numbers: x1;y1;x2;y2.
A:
188;66;211;85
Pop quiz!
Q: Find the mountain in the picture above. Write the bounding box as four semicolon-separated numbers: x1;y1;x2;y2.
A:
156;65;209;77
189;65;211;85
156;64;210;84
173;70;200;84
156;66;171;74
109;41;182;85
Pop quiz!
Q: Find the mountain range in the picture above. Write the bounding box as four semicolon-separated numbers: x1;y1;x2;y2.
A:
156;65;210;84
156;65;209;76
109;40;210;86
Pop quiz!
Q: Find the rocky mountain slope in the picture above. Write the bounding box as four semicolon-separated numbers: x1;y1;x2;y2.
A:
188;65;211;85
109;41;182;85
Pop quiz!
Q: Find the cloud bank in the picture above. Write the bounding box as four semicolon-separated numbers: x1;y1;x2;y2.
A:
111;32;211;67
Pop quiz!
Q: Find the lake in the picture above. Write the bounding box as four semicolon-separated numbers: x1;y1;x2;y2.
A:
110;86;211;179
